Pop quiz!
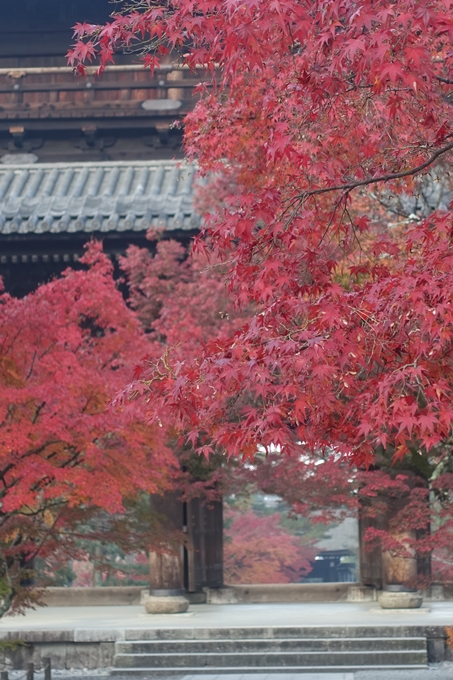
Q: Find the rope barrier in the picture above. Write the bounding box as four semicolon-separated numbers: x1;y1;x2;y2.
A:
0;659;51;680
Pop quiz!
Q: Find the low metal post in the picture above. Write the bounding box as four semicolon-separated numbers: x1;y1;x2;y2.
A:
1;671;8;680
43;657;51;680
26;662;34;680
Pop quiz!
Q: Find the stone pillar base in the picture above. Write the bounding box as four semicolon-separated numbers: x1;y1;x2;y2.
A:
379;590;423;609
143;595;189;614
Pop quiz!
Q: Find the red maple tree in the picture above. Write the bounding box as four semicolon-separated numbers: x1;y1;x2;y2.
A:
0;244;177;611
118;235;247;494
71;1;453;472
119;228;453;585
120;236;242;365
224;507;315;584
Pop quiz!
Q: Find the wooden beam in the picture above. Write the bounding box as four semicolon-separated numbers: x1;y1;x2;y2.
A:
0;102;194;122
0;64;210;76
0;80;207;94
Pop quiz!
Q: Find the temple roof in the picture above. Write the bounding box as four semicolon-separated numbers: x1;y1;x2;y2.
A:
0;160;199;236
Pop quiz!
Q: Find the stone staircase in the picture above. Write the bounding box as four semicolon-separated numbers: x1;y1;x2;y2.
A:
112;626;428;675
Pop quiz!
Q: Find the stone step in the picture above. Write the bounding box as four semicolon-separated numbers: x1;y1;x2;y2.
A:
123;626;426;641
111;664;428;676
113;649;427;669
115;637;427;654
114;626;429;675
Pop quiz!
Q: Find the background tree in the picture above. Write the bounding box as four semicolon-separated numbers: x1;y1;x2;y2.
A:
224;507;315;584
121;234;241;364
119;234;247;484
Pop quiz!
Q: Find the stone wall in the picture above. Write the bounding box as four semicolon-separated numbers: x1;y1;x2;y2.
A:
0;630;117;670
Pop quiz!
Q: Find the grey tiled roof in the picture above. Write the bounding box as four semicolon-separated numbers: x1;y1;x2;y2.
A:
0;161;199;235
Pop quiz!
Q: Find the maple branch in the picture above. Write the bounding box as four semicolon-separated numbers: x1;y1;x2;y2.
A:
317;193;348;248
0;463;14;489
296;141;453;202
435;75;453;85
31;401;46;424
26;440;64;459
1;325;24;356
13;498;64;520
63;452;84;469
26;351;37;380
0;403;15;429
344;206;367;259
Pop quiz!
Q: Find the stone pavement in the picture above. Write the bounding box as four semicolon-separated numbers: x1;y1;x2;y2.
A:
2;601;453;632
101;672;453;680
14;668;452;680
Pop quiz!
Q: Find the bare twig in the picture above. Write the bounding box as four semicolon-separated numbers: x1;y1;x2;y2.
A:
296;141;453;202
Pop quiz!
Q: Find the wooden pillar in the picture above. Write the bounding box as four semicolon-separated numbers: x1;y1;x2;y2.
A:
149;490;184;595
149;490;225;595
358;470;429;589
380;484;418;587
381;528;417;587
186;497;223;592
359;496;385;588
